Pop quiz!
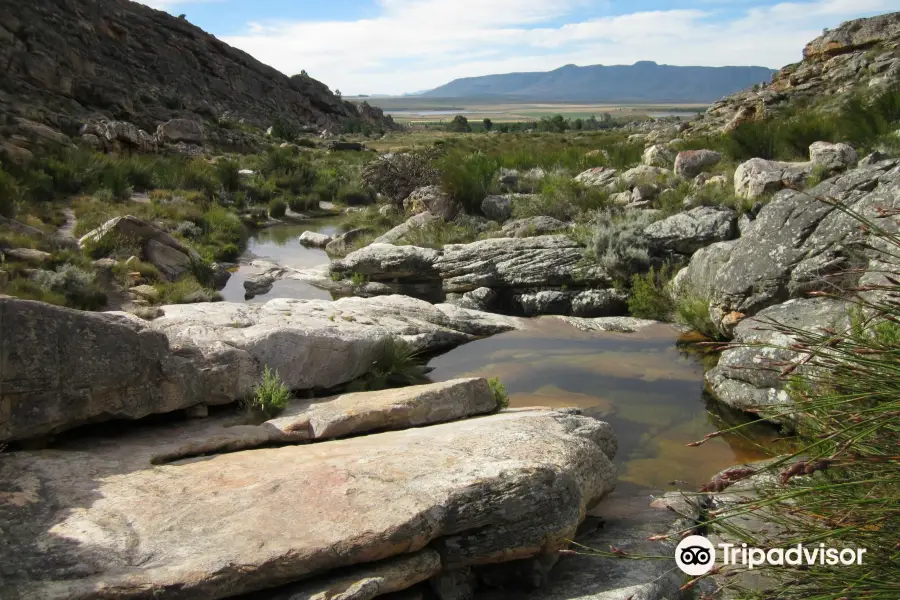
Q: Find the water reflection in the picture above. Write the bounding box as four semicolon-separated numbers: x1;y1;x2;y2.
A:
427;317;781;492
221;219;343;303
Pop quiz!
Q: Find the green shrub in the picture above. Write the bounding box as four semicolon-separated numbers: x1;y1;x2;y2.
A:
488;377;509;410
590;211;655;281
439;151;498;214
247;366;291;417
356;338;428;391
268;198;287;218
101;167;133;201
156;276;222;304
31;265;107;310
628;265;675;320
0;166;21;217
288;196;319;213
270;115;299;142
216;159;242;192
675;295;720;340
1;277;67;306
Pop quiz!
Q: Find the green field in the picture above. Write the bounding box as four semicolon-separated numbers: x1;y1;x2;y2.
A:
347;96;707;124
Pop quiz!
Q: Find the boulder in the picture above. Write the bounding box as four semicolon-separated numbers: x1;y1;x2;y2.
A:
574;167;618;189
630;183;659;203
734;158;812;199
481;194;535;222
81;120;155;151
298;230;334;248
436;236;610;293
674;149;722;179
641;144;676;167
0;248;52;264
403;186;461;221
501;216;567;238
554;316;664;334
643;206;738;255
374;212;440;245
512;289;628;318
325;228;373;257
0;296;521;443
0;408;617;599
619;165;671;187
705;297;851;423
156;119;205;145
78;215;201;280
809;141;858;172
450;287;499;312
332;244;441;281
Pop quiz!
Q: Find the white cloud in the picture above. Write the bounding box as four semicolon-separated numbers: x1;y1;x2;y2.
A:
216;0;894;95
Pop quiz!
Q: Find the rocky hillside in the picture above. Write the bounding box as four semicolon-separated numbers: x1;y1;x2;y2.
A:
0;0;393;141
692;11;900;132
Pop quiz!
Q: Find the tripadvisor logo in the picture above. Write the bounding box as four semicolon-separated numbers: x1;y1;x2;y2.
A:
675;535;868;576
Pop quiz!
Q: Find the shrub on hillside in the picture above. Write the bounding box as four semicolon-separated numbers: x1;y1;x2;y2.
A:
31;265;107;310
0;166;20;217
590;210;655;281
361;151;440;202
439;151;498;214
216;159;242;192
268;198;287;218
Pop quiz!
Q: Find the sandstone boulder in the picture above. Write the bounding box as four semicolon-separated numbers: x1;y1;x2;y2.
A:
298;230;334;248
0;408;617;599
1;248;52;264
481;194;535;222
403;186;461;221
332;244;441;281
501;216;567;238
574;167;618;189
809;141;857;172
641;144;676;168
512;289;628;318
156;118;205;145
0;296;521;443
373;212;440;245
734;158;812;199
79;215;201;279
620;165;672;187
326;228;373;257
643;205;738;255
674;149;721;179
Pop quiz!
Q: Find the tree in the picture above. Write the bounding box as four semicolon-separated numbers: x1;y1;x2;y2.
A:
573;118;584;131
447;115;471;133
482;118;493;131
335;89;342;99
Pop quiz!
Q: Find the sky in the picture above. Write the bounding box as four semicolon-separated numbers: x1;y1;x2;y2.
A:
136;0;898;95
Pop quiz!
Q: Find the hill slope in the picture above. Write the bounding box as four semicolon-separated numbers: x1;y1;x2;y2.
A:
0;0;391;138
421;62;776;103
692;11;900;133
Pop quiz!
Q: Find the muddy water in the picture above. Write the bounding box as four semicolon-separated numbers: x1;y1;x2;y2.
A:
427;317;779;493
220;219;344;303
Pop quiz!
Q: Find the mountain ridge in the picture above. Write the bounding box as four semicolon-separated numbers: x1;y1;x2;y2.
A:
421;62;776;103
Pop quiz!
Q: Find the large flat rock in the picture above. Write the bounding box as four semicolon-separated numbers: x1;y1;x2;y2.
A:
0;296;522;443
0;408;618;600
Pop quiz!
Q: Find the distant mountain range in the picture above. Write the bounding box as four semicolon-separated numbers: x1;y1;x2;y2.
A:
420;62;776;103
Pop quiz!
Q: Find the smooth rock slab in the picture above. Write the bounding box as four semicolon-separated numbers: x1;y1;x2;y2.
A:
643;205;737;255
0;296;522;443
0;409;618;600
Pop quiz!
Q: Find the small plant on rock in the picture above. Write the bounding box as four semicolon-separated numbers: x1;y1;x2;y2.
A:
488;377;509;410
247;366;291;418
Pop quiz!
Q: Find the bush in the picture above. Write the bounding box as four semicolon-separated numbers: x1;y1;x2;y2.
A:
156;276;222;304
288;196;319;213
675;295;720;340
360;338;428;391
628;265;675;320
268;198;287;218
270;115;299;142
488;377;509;409
0;166;21;217
590;211;655;281
439;151;498;214
216;159;242;192
361;151;440;202
31;265;107;310
447;115;471;133
247;366;291;418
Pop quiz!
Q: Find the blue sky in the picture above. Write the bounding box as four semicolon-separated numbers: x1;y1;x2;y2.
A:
138;0;897;95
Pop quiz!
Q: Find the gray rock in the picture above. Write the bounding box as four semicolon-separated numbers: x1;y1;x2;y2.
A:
298;230;334;248
574;167;618;189
0;408;617;599
511;289;627;318
481;194;535;222
78;215;201;280
502;216;567;238
332;244;441;281
706;297;851;423
630;183;660;203
701;160;900;334
452;287;499;312
0;295;522;443
513;291;572;316
620;165;672;187
641;144;676;168
437;236;610;293
555;316;664;333
674;149;722;178
859;150;889;167
809;141;857;172
430;568;477;600
374;212;440;244
156;118;205;145
734;158;812;199
669;240;738;302
325;228;373;257
644;206;738;255
1;248;52;264
403;186;461;220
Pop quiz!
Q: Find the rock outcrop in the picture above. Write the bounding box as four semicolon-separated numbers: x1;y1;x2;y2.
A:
0;295;521;443
691;12;900;133
677;157;900;336
0;0;393;148
644;205;738;255
0;407;618;600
